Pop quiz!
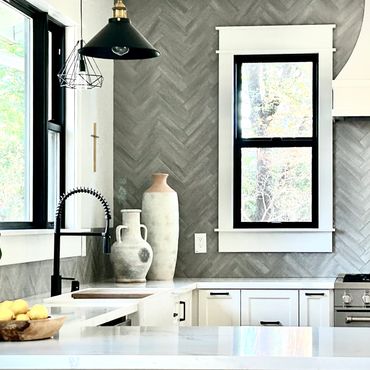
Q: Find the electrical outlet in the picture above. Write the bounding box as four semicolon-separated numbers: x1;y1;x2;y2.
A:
194;233;207;253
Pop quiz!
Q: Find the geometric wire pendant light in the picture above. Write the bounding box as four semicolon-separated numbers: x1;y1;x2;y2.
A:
58;0;103;89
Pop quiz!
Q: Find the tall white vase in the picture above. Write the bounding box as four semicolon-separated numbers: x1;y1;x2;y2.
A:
142;173;179;280
110;209;153;283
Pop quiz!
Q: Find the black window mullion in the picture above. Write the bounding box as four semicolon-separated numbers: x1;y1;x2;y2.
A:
32;11;49;229
237;138;315;148
48;20;65;127
47;19;65;228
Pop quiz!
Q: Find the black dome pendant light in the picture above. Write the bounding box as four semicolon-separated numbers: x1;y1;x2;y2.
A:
79;0;160;60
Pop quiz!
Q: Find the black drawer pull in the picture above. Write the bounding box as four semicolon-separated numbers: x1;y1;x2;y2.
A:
210;292;230;296
305;293;325;297
179;301;186;322
260;321;282;326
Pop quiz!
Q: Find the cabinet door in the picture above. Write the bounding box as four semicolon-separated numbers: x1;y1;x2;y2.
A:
241;290;298;326
138;292;175;326
174;291;193;327
198;290;240;326
299;290;332;327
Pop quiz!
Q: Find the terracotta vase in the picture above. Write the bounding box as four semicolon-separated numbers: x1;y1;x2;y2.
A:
110;209;153;283
142;173;179;280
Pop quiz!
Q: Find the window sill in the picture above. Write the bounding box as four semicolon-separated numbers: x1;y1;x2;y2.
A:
216;228;334;253
0;229;88;266
0;228;90;237
215;228;335;233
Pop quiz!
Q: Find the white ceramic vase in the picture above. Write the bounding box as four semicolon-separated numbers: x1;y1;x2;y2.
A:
142;173;179;280
110;209;153;283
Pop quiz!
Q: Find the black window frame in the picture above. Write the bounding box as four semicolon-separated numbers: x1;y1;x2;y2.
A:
233;53;319;229
0;0;65;230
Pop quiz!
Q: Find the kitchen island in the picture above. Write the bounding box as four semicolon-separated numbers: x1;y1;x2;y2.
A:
2;278;366;370
1;323;370;370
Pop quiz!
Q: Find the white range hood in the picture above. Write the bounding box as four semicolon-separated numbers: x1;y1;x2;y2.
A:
333;0;370;117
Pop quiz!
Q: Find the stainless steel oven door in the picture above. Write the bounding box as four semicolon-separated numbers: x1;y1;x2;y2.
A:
335;310;370;327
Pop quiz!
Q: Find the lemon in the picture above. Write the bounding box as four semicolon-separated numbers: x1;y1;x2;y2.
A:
28;304;48;320
11;299;29;315
0;300;13;310
15;314;29;321
0;308;14;321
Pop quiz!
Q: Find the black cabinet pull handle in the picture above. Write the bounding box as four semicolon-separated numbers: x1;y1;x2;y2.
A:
260;321;282;326
210;292;230;296
305;292;325;297
179;301;186;322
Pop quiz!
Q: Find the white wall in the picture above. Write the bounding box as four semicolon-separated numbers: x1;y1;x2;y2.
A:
0;0;114;266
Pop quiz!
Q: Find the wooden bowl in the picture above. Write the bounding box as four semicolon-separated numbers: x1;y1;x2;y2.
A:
0;316;65;341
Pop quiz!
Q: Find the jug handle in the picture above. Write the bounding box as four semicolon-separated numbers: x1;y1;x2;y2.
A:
116;225;128;243
140;224;148;241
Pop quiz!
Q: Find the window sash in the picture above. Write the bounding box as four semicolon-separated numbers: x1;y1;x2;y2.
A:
233;54;319;229
0;0;65;230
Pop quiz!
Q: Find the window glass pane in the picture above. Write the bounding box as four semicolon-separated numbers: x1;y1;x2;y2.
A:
240;61;313;138
0;2;32;222
48;130;60;222
241;147;312;223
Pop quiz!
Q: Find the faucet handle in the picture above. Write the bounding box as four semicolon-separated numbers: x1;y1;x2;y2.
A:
71;280;80;292
61;277;80;292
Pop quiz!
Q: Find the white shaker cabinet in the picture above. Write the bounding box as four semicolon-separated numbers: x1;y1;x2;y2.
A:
299;290;332;327
241;290;299;326
198;290;240;326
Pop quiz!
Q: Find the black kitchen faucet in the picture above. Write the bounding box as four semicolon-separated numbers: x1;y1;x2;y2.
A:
51;187;111;297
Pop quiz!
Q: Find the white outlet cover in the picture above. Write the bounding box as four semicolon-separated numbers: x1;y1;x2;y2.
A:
194;233;207;254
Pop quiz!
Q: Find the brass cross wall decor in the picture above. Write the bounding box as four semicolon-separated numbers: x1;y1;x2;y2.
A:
91;122;99;172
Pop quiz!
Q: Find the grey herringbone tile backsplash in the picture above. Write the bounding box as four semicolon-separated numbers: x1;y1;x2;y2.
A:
114;0;369;278
0;0;367;300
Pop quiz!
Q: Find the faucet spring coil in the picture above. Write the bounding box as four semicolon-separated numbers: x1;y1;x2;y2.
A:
55;187;111;219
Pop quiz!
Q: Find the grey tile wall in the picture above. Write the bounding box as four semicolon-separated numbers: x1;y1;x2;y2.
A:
0;237;113;300
0;1;367;301
114;0;369;278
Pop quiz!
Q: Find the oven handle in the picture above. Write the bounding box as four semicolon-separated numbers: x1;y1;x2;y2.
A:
345;316;370;324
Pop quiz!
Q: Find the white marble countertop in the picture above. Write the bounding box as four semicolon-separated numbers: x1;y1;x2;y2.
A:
192;277;336;289
57;277;336;291
2;325;370;369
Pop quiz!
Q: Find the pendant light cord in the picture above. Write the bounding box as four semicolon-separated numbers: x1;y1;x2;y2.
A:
80;0;83;42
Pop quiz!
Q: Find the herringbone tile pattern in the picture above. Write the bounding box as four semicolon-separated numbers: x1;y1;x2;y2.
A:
0;237;113;300
114;0;367;278
0;1;366;300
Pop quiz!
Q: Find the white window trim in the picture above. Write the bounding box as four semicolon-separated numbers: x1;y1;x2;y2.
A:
0;232;86;266
216;25;335;253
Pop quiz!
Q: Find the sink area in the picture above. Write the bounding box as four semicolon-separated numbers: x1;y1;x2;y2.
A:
71;289;154;299
44;286;175;327
44;287;170;305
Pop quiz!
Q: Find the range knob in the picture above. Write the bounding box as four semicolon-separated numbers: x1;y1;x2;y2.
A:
342;293;352;304
363;294;370;305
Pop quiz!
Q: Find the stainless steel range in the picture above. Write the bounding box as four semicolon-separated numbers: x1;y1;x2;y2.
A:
335;274;370;326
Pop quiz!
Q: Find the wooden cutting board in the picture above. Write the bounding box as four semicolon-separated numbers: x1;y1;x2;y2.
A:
71;290;153;299
0;316;65;341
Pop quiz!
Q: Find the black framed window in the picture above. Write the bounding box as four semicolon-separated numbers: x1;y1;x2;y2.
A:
0;0;65;229
234;54;318;228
